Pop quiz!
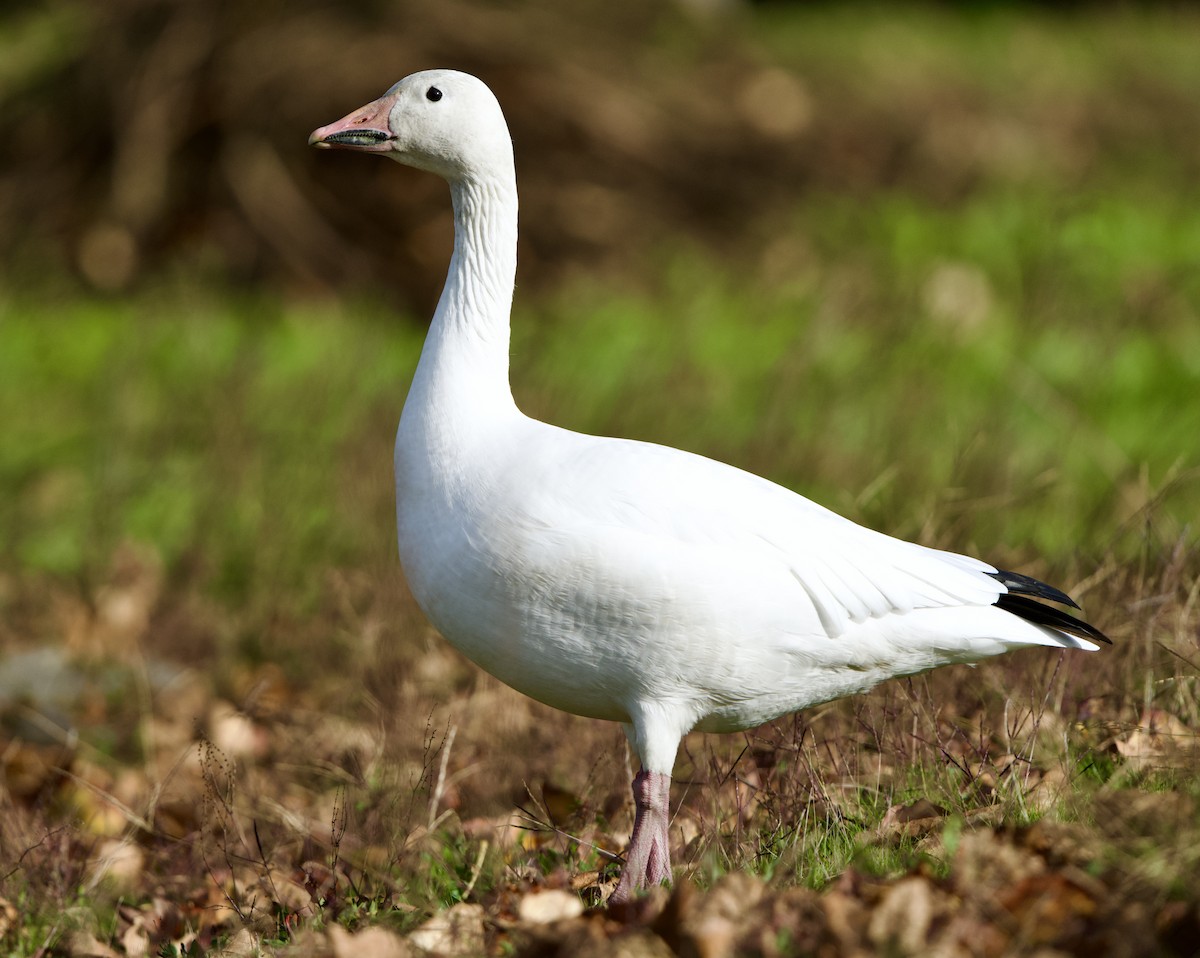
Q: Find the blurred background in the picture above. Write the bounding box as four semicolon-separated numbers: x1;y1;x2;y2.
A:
2;0;1200;947
4;0;1198;573
7;0;1200;306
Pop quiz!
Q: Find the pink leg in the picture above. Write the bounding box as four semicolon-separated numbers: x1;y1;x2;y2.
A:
611;769;672;903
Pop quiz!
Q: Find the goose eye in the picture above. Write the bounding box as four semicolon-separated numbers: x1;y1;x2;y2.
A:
426;87;443;102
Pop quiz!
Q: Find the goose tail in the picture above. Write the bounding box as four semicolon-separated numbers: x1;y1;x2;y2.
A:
988;568;1110;647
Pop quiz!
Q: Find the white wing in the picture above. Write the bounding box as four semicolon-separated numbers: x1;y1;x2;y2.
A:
513;426;1011;640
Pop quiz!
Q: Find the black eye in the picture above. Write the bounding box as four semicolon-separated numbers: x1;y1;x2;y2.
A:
426;86;443;102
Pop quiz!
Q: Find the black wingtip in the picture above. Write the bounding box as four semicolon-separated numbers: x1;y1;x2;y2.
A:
995;593;1112;645
988;569;1081;609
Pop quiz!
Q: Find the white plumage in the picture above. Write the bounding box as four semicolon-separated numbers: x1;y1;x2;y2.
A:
310;69;1107;901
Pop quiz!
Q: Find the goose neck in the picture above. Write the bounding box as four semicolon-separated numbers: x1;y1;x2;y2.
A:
409;174;518;418
438;175;518;349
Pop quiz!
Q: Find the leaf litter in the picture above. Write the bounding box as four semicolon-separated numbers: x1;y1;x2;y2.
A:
0;531;1198;956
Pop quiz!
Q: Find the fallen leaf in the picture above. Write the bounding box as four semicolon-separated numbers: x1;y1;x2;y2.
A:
867;876;939;954
408;903;486;955
999;872;1097;946
881;798;948;826
1;740;68;800
821;886;869;953
212;927;259;957
1115;709;1197;772
209;701;271;760
329;923;413;958
234;661;292;717
462;810;525;849
65;931;120;958
517;888;585;924
66;542;162;658
541;782;583;824
263;864;313;914
953;828;1045;893
89;838;146;891
685;912;736;958
876;798;948;842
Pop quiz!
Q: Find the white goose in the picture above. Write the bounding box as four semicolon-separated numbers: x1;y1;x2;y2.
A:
310;70;1108;903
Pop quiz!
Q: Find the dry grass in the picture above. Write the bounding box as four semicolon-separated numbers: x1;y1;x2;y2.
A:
1;518;1197;955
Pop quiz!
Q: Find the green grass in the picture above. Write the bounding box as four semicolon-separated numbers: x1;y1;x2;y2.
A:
0;291;419;584
528;189;1199;559
4;181;1196;602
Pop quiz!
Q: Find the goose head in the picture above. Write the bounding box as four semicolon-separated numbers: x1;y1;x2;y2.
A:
308;69;512;182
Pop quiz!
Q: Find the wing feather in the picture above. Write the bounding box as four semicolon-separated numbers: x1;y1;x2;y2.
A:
522;430;1012;639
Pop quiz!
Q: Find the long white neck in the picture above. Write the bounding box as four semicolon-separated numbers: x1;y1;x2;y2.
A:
398;169;521;468
439;174;519;385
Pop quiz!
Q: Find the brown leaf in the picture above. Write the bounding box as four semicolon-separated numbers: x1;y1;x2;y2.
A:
89;839;146;891
541;782;583;825
953;828;1045;893
1092;788;1196;844
1012;820;1099;869
998;872;1097;946
748;887;831;958
66;542;163;658
1;740;68;800
517;888;585;924
234;661;293;718
684;914;736;958
408;903;486;956
65;931;121;958
462;810;526;850
821;887;869;952
329;923;414;958
1115;709;1198;772
882;798;949;825
208;701;272;761
121;922;150;958
867;876;940;955
212;927;259;957
685;871;765;924
876;798;949;842
263;864;312;914
607;884;672;925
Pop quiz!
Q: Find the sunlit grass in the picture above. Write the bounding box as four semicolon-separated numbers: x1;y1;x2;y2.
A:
3;180;1197;608
527;190;1199;560
0;292;418;586
4;0;1199;601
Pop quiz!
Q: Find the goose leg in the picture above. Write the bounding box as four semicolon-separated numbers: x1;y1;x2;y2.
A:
611;768;672;903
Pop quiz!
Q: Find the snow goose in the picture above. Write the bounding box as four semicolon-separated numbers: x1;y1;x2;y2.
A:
309;70;1109;902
